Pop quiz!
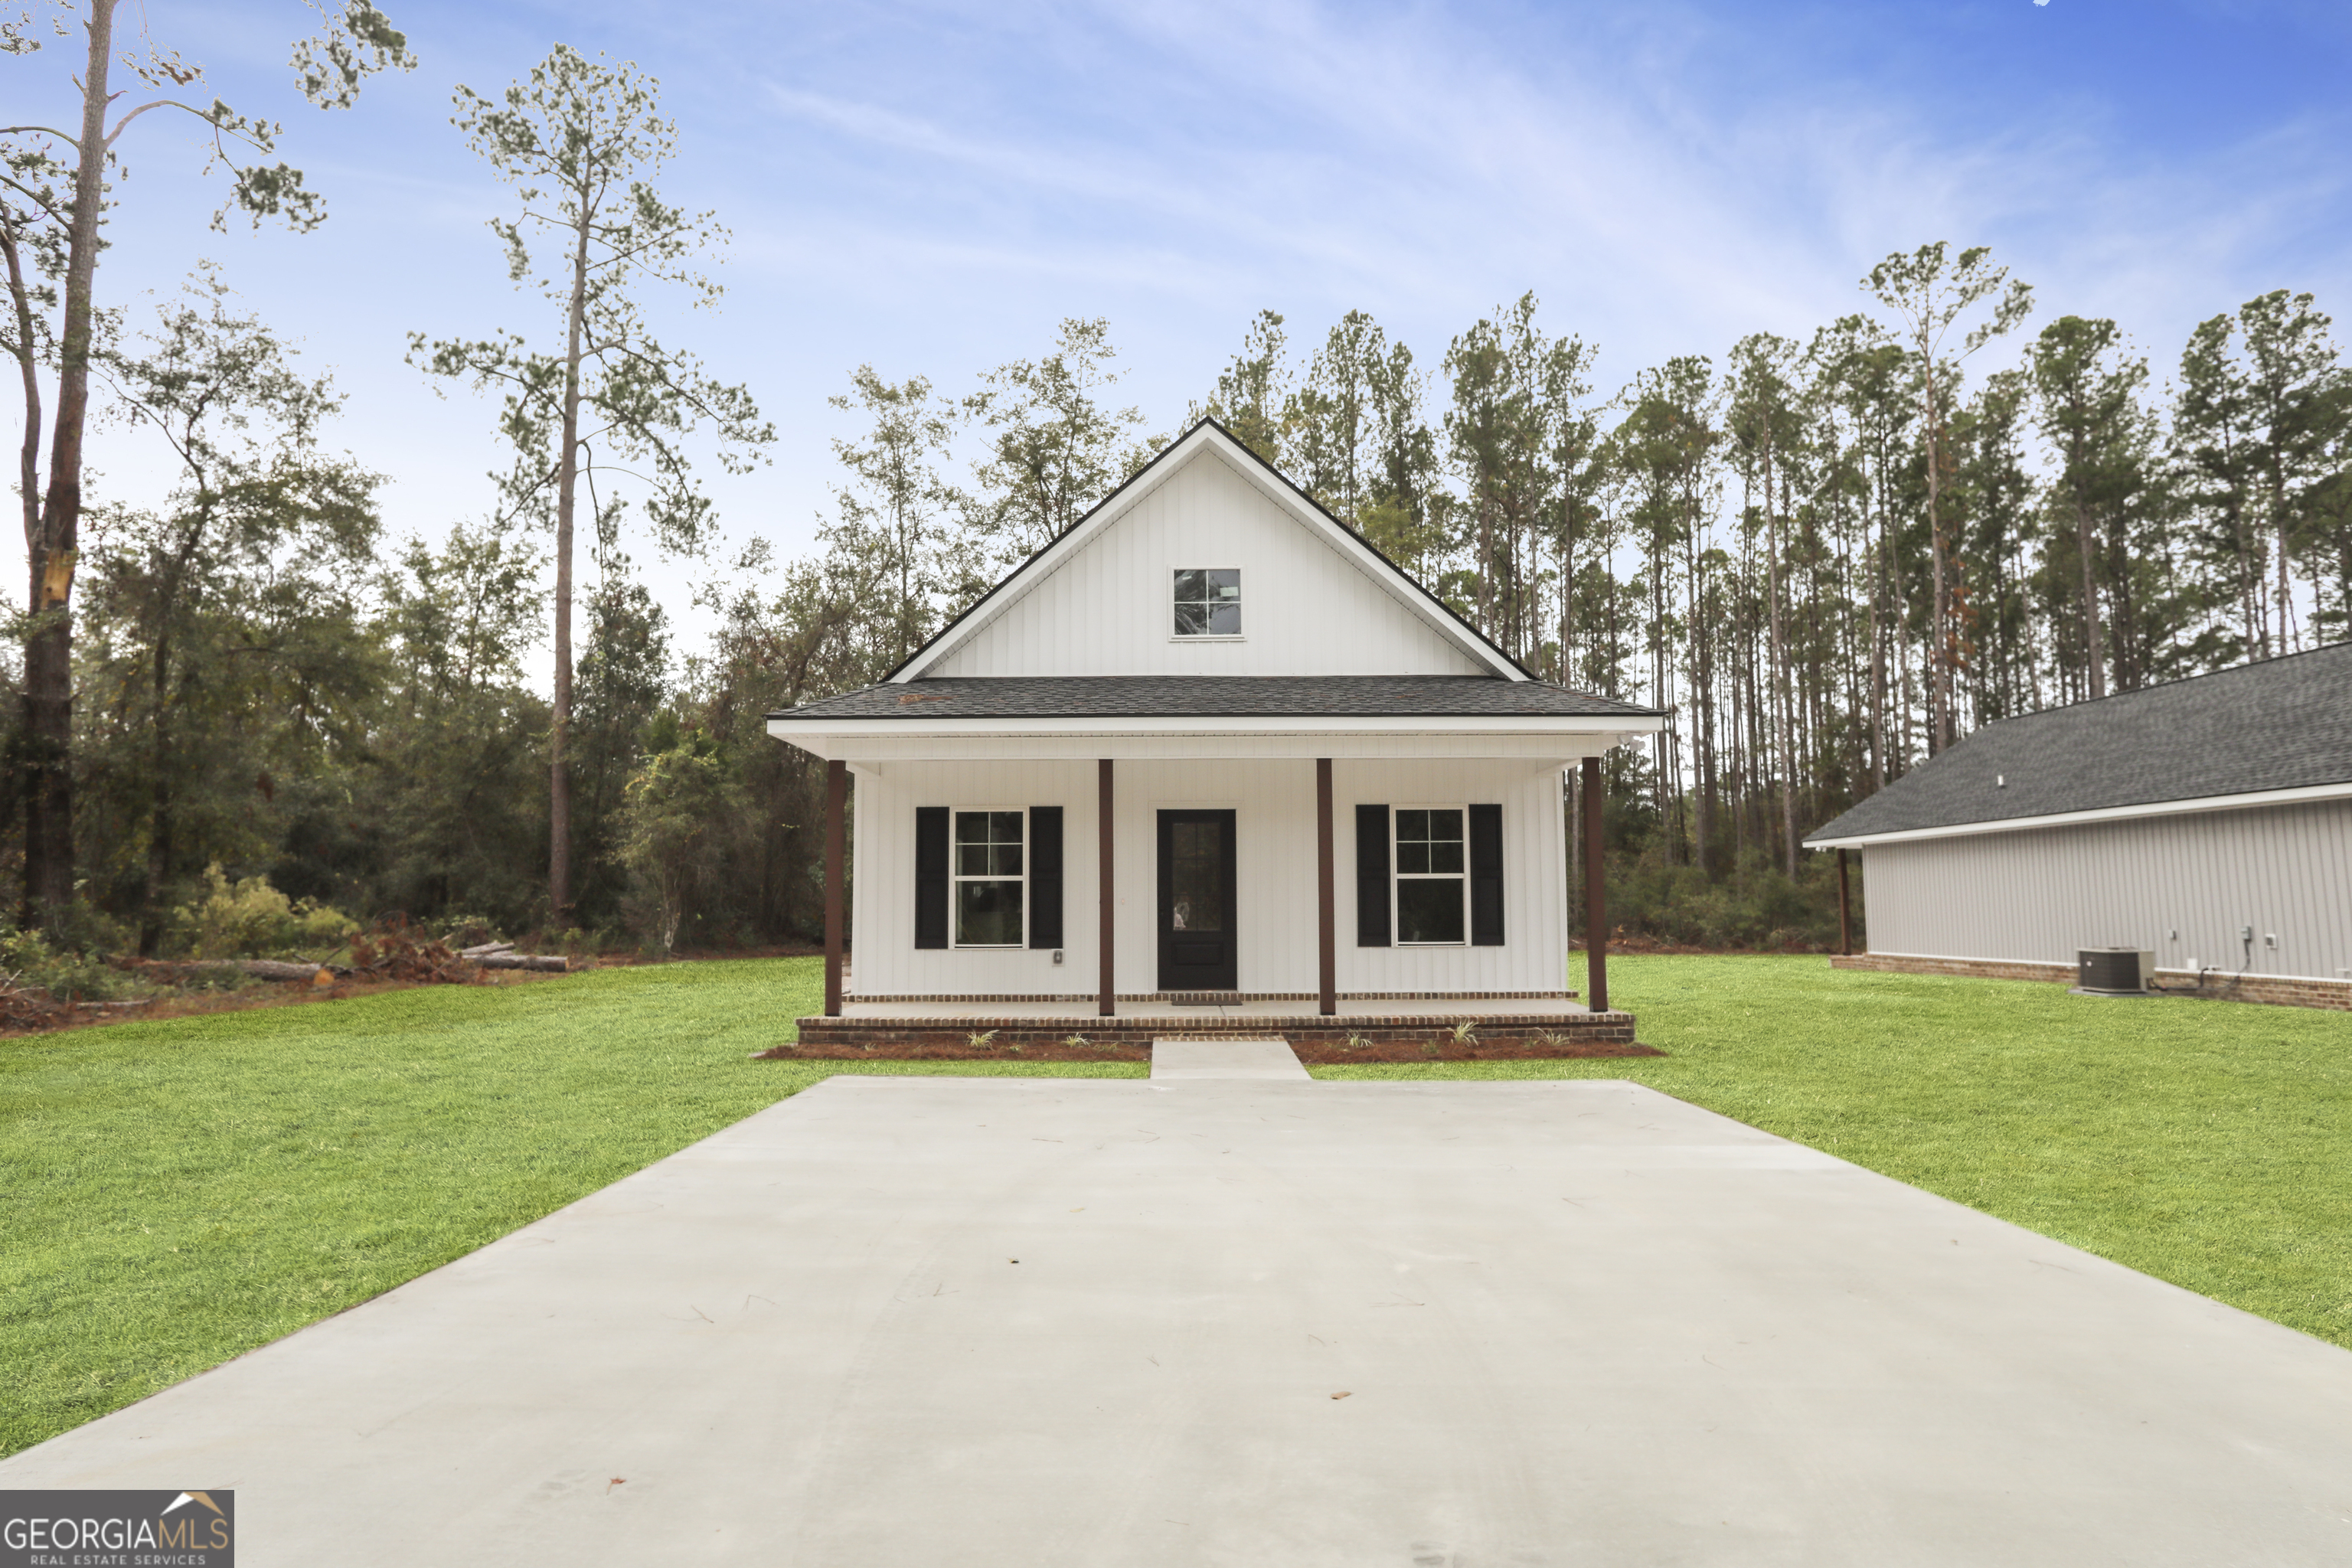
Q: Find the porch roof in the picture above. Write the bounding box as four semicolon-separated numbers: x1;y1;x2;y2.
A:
766;675;1664;762
773;675;1660;723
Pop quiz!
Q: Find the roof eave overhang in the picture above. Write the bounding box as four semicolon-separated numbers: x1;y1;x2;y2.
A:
771;712;1664;740
1805;778;2352;848
768;710;1663;762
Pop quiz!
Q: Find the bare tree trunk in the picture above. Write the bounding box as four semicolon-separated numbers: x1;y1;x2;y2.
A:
21;2;116;930
1919;359;1952;756
548;192;593;921
2071;478;2106;701
1762;439;1798;879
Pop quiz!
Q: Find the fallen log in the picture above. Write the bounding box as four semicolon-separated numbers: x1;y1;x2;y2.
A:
167;959;341;983
475;952;568;972
459;941;517;959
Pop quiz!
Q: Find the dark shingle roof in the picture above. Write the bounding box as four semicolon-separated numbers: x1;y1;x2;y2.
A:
770;675;1660;723
1807;642;2352;841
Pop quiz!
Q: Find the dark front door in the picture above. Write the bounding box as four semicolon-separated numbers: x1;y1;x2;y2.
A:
1157;809;1237;991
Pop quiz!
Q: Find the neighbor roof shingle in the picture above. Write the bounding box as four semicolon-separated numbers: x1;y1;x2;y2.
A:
769;675;1660;723
1806;642;2352;841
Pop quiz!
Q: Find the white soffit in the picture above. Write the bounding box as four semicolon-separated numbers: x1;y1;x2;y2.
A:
1808;779;2352;848
890;423;1525;683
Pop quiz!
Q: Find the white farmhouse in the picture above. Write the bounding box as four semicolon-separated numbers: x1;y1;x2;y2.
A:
766;420;1664;1050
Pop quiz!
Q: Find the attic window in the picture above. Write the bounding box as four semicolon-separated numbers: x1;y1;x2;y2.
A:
1173;569;1241;637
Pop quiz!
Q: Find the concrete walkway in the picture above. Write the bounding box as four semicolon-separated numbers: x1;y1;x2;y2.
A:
8;1076;2352;1565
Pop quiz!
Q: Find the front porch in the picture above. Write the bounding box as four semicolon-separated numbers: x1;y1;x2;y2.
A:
790;988;1640;1056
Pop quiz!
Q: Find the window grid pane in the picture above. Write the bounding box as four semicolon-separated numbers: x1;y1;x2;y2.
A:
1395;807;1467;944
952;810;1025;945
1173;568;1241;636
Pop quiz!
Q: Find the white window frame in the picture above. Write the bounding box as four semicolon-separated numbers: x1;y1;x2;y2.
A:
1170;566;1245;641
950;807;1027;949
1392;803;1469;947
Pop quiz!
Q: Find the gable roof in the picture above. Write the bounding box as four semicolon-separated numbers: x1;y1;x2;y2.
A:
1805;642;2352;847
774;675;1660;724
888;419;1529;683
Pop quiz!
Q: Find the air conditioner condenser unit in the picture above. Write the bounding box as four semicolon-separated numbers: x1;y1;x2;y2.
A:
2076;947;2156;995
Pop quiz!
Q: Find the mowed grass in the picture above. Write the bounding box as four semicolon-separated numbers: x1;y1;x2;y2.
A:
4;954;2347;1457
0;959;1141;1457
1318;956;2352;1351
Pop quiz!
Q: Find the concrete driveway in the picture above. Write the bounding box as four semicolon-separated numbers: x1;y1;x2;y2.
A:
8;1070;2352;1565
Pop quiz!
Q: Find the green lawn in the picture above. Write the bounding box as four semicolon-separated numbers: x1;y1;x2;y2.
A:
3;954;2346;1458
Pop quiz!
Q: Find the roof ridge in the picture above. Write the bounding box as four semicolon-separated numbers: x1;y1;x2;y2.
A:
1969;639;2352;733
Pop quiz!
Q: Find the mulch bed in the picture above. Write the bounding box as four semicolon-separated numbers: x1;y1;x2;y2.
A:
756;1038;1662;1064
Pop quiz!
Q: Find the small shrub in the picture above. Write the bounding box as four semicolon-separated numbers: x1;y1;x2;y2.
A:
0;924;139;1007
1450;1018;1479;1045
171;866;358;959
966;1029;998;1052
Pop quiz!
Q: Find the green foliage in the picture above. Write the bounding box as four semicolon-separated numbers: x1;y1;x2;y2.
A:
617;721;745;953
0;923;137;1003
169;865;358;959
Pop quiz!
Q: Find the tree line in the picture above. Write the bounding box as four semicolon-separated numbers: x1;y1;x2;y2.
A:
7;11;2347;957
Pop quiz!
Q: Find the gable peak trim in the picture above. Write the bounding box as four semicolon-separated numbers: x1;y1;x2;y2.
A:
887;417;1527;683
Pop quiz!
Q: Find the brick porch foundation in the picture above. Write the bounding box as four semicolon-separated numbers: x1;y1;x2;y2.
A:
791;1008;1640;1053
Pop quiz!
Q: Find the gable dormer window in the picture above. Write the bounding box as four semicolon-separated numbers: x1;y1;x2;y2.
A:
1172;569;1241;637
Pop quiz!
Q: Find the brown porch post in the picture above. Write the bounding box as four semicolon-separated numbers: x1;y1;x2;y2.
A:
1098;759;1115;1017
823;759;846;1018
1581;754;1608;1014
1316;758;1336;1016
1837;847;1852;956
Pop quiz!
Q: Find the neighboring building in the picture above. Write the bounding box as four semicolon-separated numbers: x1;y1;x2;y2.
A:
1806;644;2352;1009
765;420;1664;1048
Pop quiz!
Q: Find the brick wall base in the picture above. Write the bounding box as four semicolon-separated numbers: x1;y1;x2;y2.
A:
1831;953;2352;1011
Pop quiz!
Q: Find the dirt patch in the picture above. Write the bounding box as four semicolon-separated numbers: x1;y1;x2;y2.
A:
0;965;571;1043
756;1038;1661;1064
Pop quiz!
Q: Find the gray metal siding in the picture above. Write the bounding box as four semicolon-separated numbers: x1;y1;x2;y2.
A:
1862;799;2352;981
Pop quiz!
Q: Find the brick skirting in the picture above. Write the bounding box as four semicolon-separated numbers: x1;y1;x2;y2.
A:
792;1009;1639;1052
1831;952;2352;1011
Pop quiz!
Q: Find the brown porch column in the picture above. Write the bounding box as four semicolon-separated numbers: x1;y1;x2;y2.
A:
823;758;847;1018
1098;759;1115;1017
1316;757;1335;1016
1581;754;1608;1014
1837;847;1852;956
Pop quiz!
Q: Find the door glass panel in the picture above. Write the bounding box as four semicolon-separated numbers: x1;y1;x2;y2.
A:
1168;819;1226;933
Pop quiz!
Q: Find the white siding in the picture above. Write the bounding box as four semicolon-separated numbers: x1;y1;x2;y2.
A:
849;757;1571;997
1862;799;2352;981
926;448;1486;678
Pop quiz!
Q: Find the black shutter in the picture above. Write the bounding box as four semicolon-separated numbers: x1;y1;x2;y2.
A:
1028;807;1063;948
915;807;949;949
1468;803;1504;946
1355;803;1391;947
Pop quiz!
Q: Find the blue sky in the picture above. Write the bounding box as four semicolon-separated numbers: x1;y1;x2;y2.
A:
21;0;2352;662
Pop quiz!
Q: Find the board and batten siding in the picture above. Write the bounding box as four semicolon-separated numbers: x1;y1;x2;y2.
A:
924;449;1485;678
849;756;1571;997
1863;798;2352;981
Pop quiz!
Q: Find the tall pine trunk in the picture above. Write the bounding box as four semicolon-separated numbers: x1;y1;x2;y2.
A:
548;194;593;921
21;4;116;929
